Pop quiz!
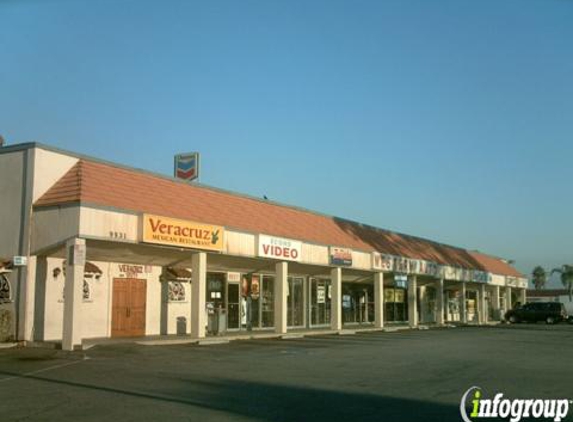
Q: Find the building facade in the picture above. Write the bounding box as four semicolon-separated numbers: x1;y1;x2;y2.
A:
0;143;528;349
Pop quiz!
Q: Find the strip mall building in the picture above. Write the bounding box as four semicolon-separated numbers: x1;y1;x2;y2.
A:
0;143;528;350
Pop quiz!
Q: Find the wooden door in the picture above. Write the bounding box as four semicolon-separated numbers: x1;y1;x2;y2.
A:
112;278;147;337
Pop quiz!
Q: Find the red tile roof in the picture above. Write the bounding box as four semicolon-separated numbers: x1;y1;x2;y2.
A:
468;251;524;278
34;160;524;277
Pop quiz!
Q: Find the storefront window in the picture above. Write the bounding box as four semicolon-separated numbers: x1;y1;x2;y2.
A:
261;275;274;328
446;290;461;322
227;274;275;331
249;275;260;329
206;273;225;313
287;277;305;327
385;288;407;322
342;283;374;325
466;291;478;322
227;281;241;330
310;278;331;326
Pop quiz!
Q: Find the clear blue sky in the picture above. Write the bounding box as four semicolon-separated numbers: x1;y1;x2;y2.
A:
1;0;572;285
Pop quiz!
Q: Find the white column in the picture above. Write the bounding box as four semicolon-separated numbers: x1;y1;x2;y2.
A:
519;289;526;306
274;262;288;334
460;282;467;324
436;278;445;325
419;285;427;323
191;252;207;338
62;238;86;351
23;256;37;341
374;272;384;329
505;286;512;312
408;275;418;328
330;267;342;330
492;286;501;321
479;284;487;324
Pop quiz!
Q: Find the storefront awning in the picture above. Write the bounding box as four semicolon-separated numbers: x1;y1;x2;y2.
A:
85;261;103;275
166;267;192;279
61;260;103;275
0;259;12;272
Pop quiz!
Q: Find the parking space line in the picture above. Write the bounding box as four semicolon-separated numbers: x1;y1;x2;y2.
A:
0;357;89;384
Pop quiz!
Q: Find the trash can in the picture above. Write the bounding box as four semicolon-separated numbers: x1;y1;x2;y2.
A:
176;317;187;335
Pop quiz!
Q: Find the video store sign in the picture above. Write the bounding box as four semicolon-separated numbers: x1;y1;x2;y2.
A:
258;235;302;262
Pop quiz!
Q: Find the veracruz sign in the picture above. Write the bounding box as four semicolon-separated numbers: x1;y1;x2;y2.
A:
258;235;302;262
142;214;224;252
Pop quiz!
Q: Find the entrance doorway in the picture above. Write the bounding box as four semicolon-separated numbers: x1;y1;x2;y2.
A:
287;277;305;328
309;278;331;326
385;288;407;322
227;282;241;330
111;278;147;337
342;283;374;325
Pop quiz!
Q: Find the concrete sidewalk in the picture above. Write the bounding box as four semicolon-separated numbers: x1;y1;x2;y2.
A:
18;322;469;350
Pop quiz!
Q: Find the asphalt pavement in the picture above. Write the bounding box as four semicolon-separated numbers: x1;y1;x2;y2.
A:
0;324;572;422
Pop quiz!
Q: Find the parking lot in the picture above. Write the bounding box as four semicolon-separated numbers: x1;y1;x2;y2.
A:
0;325;572;421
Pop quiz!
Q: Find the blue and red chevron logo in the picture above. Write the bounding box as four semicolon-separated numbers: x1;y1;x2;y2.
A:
175;154;199;181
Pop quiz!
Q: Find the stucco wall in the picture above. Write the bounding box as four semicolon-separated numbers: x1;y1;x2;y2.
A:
166;289;192;335
0;149;28;342
32;148;78;203
39;258;162;341
32;207;81;253
0;150;26;259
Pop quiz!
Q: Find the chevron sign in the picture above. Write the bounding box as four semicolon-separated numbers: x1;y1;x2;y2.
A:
174;152;199;182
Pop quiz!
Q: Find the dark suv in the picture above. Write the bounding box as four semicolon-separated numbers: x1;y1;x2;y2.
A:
505;302;568;324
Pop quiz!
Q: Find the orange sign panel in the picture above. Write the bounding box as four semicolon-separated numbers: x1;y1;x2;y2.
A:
142;214;224;252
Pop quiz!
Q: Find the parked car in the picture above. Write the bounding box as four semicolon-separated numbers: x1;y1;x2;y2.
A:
505;302;568;324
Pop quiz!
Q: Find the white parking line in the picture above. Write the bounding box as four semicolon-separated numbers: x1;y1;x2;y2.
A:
0;357;90;383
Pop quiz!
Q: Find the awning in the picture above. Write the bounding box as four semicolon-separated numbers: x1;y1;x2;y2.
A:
84;261;103;275
62;261;103;275
166;267;192;280
0;259;12;272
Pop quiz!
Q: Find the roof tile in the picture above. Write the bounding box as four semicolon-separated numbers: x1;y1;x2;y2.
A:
34;160;524;277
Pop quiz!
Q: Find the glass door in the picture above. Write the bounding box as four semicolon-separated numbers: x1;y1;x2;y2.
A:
385;288;408;322
288;277;305;328
342;283;374;325
227;283;240;330
310;278;331;326
260;275;274;328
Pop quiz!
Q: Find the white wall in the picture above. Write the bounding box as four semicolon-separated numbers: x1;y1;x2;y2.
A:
32;148;78;203
79;208;139;243
301;243;328;265
490;274;506;287
166;284;192;335
225;231;256;256
41;258;163;341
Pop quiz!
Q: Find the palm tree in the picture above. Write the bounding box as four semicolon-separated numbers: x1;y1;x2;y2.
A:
531;266;547;290
551;265;573;301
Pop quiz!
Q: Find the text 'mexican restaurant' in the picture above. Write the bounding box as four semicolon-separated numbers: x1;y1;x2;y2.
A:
0;143;528;350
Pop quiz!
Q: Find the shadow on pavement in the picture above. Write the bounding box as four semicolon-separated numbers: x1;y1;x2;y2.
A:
0;368;457;422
